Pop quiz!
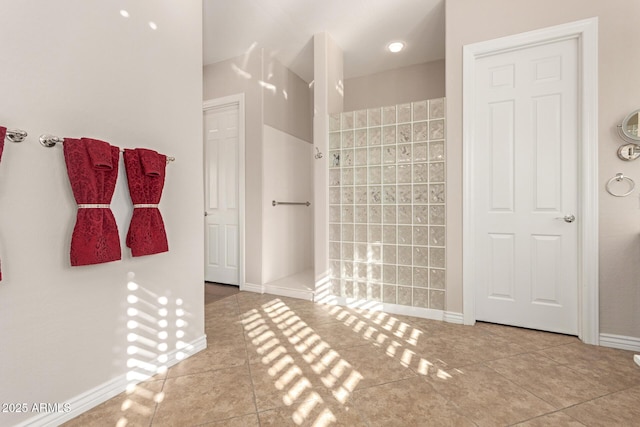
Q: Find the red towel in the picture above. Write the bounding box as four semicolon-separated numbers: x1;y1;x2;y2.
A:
139;148;163;177
82;137;113;170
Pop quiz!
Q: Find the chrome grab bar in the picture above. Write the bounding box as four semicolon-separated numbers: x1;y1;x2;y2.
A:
272;200;310;207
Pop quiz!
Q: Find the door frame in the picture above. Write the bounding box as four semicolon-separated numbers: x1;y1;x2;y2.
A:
462;18;599;344
203;93;246;289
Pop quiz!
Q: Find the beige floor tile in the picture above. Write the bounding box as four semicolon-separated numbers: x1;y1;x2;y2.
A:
337;344;417;390
475;322;579;351
201;413;260;426
353;376;475;426
425;364;555;427
562;385;640;426
514;412;586;426
167;341;247;378
152;366;255;426
62;380;163;427
486;352;611;408
258;398;366;427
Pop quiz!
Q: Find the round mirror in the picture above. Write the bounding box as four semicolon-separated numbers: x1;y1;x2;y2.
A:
621;109;640;141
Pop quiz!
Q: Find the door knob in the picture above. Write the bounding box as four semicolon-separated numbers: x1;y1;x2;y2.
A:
556;214;575;223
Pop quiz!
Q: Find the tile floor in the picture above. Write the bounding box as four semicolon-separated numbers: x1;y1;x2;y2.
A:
64;285;640;426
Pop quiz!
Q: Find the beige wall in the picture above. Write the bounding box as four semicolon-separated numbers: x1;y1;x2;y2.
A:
0;1;203;424
344;60;445;111
446;0;640;338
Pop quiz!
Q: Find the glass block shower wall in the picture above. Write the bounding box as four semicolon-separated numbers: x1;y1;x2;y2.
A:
328;98;446;310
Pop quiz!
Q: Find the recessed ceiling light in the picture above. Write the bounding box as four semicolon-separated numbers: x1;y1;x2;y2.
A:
387;41;405;53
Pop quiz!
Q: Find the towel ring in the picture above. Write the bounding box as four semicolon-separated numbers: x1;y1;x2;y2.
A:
606;173;635;197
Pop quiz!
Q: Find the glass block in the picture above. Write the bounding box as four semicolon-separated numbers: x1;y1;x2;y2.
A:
354;244;367;262
413;163;428;183
413;122;428;141
368;147;381;165
430;247;445;268
413;288;429;308
383;265;397;284
356;263;367;280
329;113;341;132
368;283;382;302
397;103;412;123
414;267;429;288
383;126;396;145
397;164;412;183
413;184;429;204
355;129;367;147
342;262;354;279
383;185;396;204
398;267;413;286
329;188;340;205
429;98;445;119
342;111;354;130
429;120;445;140
330;260;341;278
342;243;354;261
397;144;412;163
368;107;382;127
398;246;412;266
398;286;412;305
331;279;343;296
344;281;355;298
368;127;381;146
329;224;341;241
382;105;396;125
383;284;397;303
355;224;368;242
368;166;382;184
413;246;429;267
330;206;341;222
369;244;382;263
429;290;445;310
342;130;354;148
342;149;354;167
368;186;381;204
429;162;445;183
357;281;367;298
329;169;341;186
354;167;367;186
342;167;354;185
383;206;397;223
430;226;445;246
369;264;382;283
330;150;340;167
430;269;445;289
383;165;396;184
429;141;445;161
342;205;354;223
369;205;382;223
413;100;428;121
383;225;397;243
430;184;445;203
355;109;368;128
413;205;429;225
398;124;412;143
368;225;382;243
330;132;341;149
329;242;340;260
397;185;412;204
354;205;368;223
398;205;412;224
413;226;429;246
383;245;397;264
383;146;396;164
342;224;354;241
429;205;445;225
342;187;354;204
413;143;428;162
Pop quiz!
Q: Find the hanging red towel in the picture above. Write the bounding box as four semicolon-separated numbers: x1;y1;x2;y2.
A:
0;126;5;280
123;148;168;257
64;138;121;266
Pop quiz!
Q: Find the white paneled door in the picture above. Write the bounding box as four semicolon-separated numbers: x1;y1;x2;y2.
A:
473;38;579;334
204;104;239;285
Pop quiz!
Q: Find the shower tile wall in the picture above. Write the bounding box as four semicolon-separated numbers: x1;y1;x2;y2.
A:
328;99;446;310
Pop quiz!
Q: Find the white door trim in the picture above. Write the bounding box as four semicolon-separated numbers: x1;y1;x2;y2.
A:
203;93;246;290
462;18;599;344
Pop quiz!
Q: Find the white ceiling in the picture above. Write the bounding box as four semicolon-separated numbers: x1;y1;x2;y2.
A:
203;0;445;83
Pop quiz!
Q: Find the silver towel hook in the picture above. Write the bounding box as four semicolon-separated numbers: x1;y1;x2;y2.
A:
39;134;65;147
5;128;28;143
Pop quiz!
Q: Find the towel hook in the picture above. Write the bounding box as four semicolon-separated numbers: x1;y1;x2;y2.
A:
5;129;28;143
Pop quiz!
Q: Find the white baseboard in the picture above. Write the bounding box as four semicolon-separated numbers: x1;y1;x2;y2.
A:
599;333;640;352
316;295;446;322
444;311;464;324
15;335;207;427
263;284;314;301
241;282;264;293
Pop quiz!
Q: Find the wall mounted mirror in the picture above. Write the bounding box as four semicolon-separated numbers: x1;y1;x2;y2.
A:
619;109;640;141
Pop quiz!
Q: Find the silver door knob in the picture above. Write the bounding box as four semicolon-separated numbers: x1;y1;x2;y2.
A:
556;214;575;223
